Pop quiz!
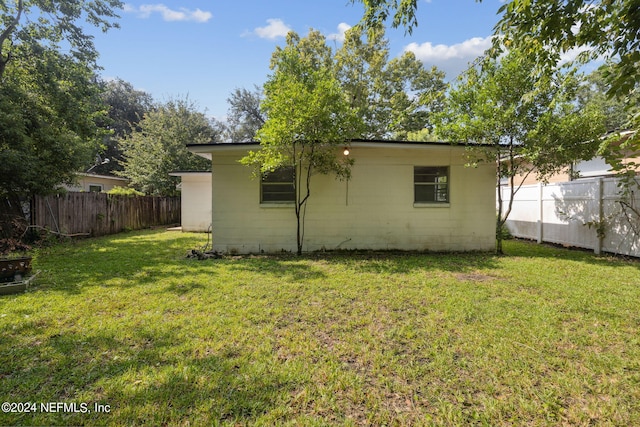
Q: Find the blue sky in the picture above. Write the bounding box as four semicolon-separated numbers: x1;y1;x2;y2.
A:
90;0;507;119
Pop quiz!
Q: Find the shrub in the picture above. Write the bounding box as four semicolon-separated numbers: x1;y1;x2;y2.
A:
107;186;144;197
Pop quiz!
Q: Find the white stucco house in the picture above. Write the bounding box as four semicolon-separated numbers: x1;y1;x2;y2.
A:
169;171;212;232
187;140;496;254
64;172;129;193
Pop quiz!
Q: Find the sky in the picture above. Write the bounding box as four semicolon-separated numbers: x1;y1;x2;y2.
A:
89;0;508;120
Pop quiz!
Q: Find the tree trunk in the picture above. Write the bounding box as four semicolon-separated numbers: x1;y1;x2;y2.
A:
496;217;504;255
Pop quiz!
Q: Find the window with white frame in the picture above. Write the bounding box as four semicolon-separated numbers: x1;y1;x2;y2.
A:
261;167;295;203
414;166;449;203
88;184;103;193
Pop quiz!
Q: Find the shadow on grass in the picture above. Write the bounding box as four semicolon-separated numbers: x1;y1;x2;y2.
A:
224;249;502;277
25;229;638;298
0;325;300;426
503;238;640;270
29;230;217;295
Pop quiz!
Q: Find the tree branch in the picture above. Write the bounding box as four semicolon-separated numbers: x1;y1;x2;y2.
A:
0;0;24;78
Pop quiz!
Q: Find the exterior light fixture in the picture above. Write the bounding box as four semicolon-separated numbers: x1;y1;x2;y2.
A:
343;147;350;156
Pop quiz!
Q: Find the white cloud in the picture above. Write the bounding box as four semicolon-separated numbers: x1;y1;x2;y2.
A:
124;3;212;23
253;19;291;40
405;36;494;78
327;23;352;43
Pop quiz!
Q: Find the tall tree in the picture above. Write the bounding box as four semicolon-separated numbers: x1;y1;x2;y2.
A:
241;30;359;255
226;86;265;142
0;0;122;78
0;49;108;197
351;0;639;161
577;65;632;134
0;0;122;197
119;98;216;196
93;78;155;175
335;25;446;139
436;50;605;254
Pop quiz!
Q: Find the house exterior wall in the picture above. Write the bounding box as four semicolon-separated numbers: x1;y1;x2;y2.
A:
177;173;212;232
209;144;495;254
64;174;129;192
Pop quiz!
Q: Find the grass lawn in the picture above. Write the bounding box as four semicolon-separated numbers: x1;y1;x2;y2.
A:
1;229;639;426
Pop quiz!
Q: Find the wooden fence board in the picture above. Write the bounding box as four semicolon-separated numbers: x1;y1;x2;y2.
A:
32;193;180;237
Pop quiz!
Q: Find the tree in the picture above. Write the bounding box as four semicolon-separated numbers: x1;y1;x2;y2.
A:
577;66;632;134
93;78;155;175
0;49;108;198
493;0;639;101
0;0;122;198
226;86;265;142
351;0;639;160
240;30;359;255
0;0;122;79
576;64;639;183
335;25;446;139
436;50;605;254
351;0;638;97
119;98;216;196
0;0;121;246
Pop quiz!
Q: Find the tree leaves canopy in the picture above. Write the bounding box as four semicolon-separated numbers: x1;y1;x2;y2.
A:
335;25;446;139
119;98;215;196
0;0;123;77
0;0;122;197
242;30;359;178
0;48;107;197
436;49;605;253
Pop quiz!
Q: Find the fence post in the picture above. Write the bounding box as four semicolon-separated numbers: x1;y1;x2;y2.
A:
537;182;544;243
594;177;603;255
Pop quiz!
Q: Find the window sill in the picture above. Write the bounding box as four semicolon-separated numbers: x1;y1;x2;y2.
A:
413;202;450;208
260;203;295;208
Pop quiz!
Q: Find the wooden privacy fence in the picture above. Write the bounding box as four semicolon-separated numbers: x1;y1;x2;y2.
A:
32;193;180;237
501;177;640;258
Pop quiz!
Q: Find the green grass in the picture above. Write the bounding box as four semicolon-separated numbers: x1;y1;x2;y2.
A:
1;230;639;426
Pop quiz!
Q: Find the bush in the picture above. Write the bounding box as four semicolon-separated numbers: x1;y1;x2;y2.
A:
497;220;513;240
107;186;144;197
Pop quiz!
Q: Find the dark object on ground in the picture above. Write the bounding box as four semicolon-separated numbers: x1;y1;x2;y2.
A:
0;257;32;282
186;249;222;260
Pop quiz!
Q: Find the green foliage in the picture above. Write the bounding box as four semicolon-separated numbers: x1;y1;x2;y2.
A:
495;0;639;101
225;86;265;142
241;30;360;254
0;0;122;198
437;49;605;253
352;0;640;165
119;97;214;196
0;50;107;197
335;26;446;139
93;78;155;175
349;0;422;35
577;65;633;133
495;1;640;180
106;186;144;197
406;128;435;142
0;0;122;78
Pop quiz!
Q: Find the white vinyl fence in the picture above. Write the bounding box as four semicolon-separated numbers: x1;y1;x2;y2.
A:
500;177;640;257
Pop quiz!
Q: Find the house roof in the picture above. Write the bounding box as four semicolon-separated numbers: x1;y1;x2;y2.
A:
187;139;486;159
169;171;212;177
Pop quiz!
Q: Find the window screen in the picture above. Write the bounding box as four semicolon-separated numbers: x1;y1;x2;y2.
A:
261;167;295;203
414;166;449;203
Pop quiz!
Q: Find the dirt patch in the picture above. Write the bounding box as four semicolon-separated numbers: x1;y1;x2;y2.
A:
455;273;495;282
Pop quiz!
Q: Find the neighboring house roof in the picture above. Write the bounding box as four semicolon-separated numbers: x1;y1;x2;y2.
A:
77;172;129;182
